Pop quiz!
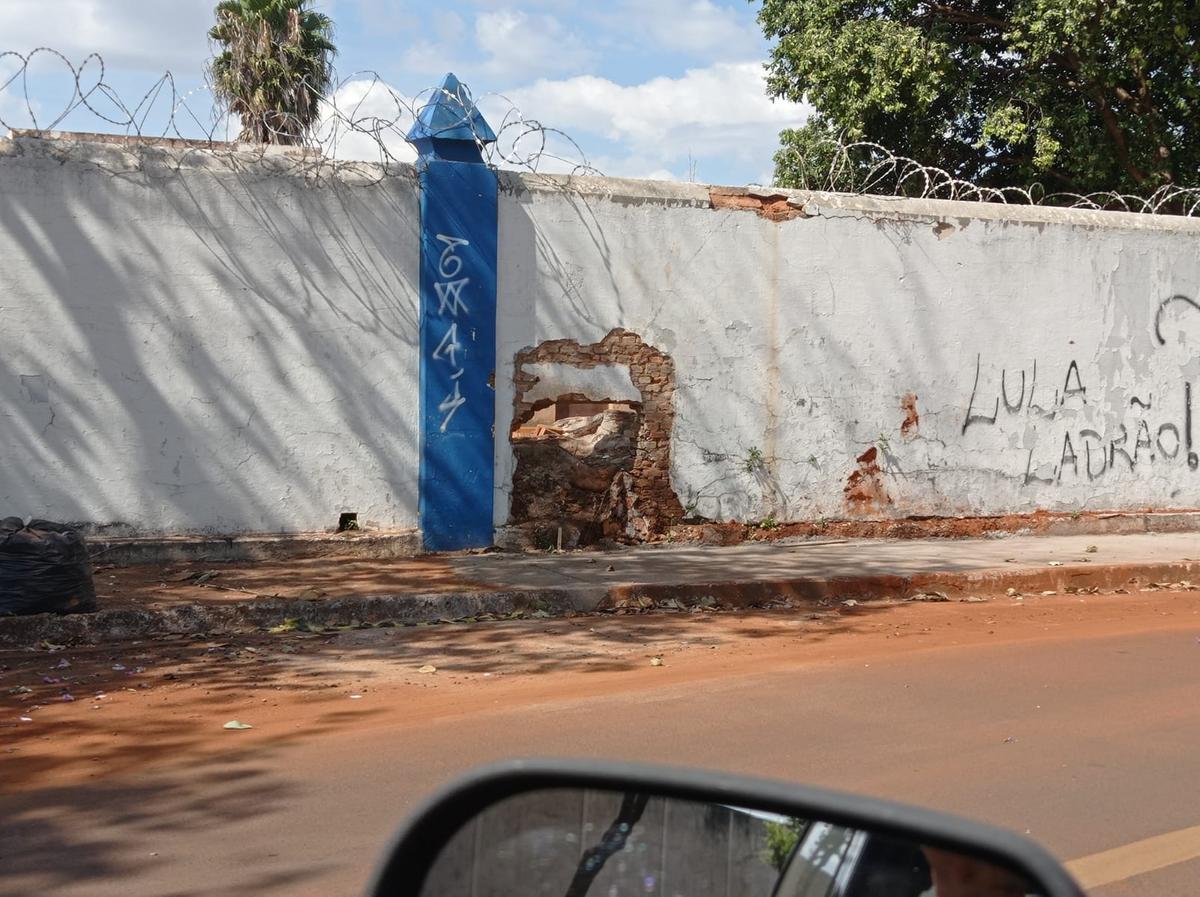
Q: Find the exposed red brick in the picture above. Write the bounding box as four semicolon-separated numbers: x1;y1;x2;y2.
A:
511;329;684;540
709;189;810;222
901;393;920;436
844;446;891;511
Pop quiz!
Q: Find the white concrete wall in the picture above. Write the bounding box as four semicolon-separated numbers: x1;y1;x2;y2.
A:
0;138;421;535
496;175;1200;525
5;137;1199;537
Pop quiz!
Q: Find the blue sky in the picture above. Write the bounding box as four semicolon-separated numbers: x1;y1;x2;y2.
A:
0;0;809;185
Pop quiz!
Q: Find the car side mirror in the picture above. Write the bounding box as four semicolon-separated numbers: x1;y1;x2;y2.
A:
368;760;1083;897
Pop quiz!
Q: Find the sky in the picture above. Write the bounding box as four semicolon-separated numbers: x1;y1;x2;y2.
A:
0;0;809;185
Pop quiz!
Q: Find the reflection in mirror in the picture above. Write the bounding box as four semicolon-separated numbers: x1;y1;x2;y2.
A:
420;788;1040;897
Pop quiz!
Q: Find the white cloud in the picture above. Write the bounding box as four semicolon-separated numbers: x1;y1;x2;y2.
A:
327;0;419;38
607;0;764;57
0;1;213;73
317;76;684;181
402;9;596;83
320;62;809;185
0;0;216;133
399;39;451;76
433;10;467;43
500;62;809;183
0;56;25;124
319;77;418;164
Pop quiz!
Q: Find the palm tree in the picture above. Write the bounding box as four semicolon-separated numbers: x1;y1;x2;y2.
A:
208;0;335;145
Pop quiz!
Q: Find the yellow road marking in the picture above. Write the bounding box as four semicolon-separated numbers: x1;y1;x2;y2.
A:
1067;824;1200;889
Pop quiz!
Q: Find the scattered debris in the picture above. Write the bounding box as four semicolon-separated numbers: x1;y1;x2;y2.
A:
841;599;859;608
1006;588;1020;597
611;596;657;614
1085;545;1099;553
269;618;315;634
907;591;950;602
650;656;664;667
1003;736;1017;744
1047;561;1064;567
418;664;438;674
960;596;988;603
223;720;252;730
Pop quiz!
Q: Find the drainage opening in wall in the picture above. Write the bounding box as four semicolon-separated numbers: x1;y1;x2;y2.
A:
337;512;359;532
505;329;685;549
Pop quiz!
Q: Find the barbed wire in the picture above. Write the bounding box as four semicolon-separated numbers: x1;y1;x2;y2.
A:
775;138;1200;216
3;48;1197;214
0;48;601;183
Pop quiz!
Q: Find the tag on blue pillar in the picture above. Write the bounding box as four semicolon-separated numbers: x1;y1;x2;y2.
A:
411;75;498;552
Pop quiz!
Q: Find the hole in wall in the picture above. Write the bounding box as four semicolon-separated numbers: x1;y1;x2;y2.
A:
513;397;640;436
510;398;643;548
505;329;684;549
337;512;359;532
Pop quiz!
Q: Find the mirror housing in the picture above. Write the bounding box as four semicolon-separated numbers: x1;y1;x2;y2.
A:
368;759;1084;897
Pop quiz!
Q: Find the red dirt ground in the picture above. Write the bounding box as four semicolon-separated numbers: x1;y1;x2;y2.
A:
5;586;1200;794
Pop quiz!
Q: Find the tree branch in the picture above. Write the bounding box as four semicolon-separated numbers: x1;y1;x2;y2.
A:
563;793;651;897
1059;48;1147;186
921;4;1010;30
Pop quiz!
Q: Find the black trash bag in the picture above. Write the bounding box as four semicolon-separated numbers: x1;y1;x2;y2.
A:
0;518;97;616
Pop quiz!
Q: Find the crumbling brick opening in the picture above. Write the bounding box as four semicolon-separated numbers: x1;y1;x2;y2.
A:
508;329;684;548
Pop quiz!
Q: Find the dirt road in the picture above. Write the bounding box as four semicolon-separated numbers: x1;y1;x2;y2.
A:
4;589;1200;896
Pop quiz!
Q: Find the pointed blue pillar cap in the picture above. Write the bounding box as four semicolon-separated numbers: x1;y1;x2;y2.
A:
407;73;496;164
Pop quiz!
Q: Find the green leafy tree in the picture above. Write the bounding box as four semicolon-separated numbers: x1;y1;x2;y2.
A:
758;1;1200;196
763;817;808;869
208;0;335;145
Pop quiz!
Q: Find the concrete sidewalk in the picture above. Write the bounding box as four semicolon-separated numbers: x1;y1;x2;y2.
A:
452;531;1200;596
3;531;1199;644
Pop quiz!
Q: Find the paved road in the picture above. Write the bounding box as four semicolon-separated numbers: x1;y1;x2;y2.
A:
4;590;1200;896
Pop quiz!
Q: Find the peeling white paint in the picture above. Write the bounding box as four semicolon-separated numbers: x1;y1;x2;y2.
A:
497;175;1200;524
5;138;1200;536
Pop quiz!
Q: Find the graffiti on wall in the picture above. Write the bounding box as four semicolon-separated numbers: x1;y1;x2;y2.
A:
431;233;471;432
963;295;1200;486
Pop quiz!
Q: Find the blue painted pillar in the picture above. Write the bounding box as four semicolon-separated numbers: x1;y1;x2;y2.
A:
408;74;498;551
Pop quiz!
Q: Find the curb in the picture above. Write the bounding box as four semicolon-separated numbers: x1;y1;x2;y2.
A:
3;559;1198;646
0;589;600;646
608;560;1200;605
88;530;424;566
81;512;1200;567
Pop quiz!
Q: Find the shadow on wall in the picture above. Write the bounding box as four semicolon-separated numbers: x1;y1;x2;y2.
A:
497;178;1070;524
0;140;422;534
493;181;851;527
